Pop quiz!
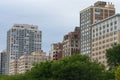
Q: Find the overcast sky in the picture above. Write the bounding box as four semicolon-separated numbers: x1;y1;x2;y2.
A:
0;0;120;53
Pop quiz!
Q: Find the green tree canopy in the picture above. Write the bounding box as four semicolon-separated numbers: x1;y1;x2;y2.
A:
115;66;120;80
106;44;120;68
0;54;115;80
26;54;106;80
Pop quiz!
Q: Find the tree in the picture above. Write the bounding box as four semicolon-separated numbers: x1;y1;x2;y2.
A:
26;54;107;80
26;61;53;80
115;66;120;80
106;44;120;68
0;54;114;80
0;74;26;80
103;70;115;80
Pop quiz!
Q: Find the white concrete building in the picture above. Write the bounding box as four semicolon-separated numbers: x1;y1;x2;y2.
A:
91;14;120;68
7;24;42;74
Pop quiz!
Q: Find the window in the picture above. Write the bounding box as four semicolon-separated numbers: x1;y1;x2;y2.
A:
107;29;109;32
103;26;105;29
111;28;113;31
96;52;98;55
99;41;101;44
114;37;117;40
99;56;101;59
96;28;98;31
114;32;117;35
15;26;19;27
114;21;117;24
110;22;113;26
103;30;105;34
103;45;105;48
96;33;98;36
110;38;113;41
114;26;117;30
103;40;105;43
103;51;105;53
110;32;113;36
106;39;109;42
95;8;100;12
96;43;98;46
96;38;98;40
95;12;100;15
106;44;109;47
107;24;109;27
111;43;113;46
99;47;101;49
99;52;101;54
103;36;105;39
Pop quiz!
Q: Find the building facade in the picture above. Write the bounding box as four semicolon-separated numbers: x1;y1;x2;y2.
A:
91;14;120;68
9;51;47;75
62;27;80;57
80;1;115;55
0;50;8;75
49;43;63;61
7;24;42;74
49;43;57;61
9;60;18;75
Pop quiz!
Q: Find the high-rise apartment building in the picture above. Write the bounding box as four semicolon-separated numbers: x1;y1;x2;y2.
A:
62;27;80;57
0;50;8;75
7;24;42;74
49;43;63;61
80;1;115;54
91;14;120;69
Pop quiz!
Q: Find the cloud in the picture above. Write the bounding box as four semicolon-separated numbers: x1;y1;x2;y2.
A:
0;0;120;53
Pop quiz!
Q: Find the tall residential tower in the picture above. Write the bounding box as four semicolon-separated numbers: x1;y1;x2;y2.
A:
80;1;115;55
7;24;42;74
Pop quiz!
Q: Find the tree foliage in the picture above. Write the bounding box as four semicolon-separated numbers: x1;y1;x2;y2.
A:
0;54;115;80
115;66;120;80
106;44;120;68
0;74;26;80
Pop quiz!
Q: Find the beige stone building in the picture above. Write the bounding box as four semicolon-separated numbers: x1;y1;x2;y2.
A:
63;27;80;57
91;14;120;68
9;51;47;75
9;60;18;75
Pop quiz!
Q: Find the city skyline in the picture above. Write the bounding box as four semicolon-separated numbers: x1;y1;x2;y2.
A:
0;0;120;53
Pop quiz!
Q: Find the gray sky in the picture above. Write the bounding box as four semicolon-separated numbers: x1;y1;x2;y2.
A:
0;0;120;53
